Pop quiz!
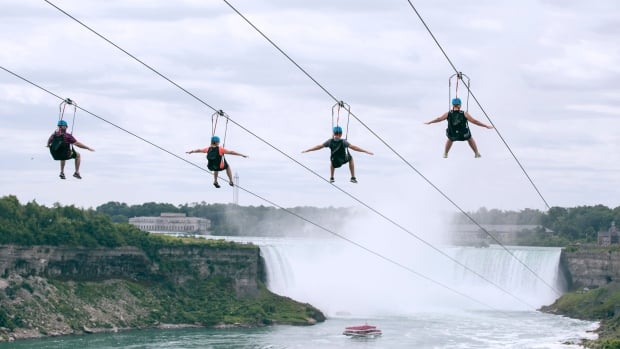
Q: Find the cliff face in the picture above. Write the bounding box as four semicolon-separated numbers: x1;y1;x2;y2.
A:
0;243;325;341
0;244;262;297
560;248;620;290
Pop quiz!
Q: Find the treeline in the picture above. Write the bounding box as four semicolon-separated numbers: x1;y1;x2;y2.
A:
95;201;351;236
453;205;620;244
0;195;221;255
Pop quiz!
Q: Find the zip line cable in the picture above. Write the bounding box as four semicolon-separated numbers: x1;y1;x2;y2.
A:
402;0;551;210
38;1;559;299
1;65;513;313
218;0;561;295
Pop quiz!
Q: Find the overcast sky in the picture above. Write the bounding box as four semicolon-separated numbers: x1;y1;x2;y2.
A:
1;0;618;217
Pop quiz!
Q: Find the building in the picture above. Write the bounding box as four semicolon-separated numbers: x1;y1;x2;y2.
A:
598;221;619;246
128;213;210;235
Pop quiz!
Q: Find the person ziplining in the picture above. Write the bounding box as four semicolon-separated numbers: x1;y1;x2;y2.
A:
47;98;95;179
186;110;248;188
302;101;373;183
424;73;493;158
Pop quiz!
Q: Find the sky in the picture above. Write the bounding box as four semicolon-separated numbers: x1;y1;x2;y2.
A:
1;0;619;216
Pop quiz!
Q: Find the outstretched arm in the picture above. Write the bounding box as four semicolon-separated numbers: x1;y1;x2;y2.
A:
186;148;206;154
425;112;449;125
349;144;373;155
302;144;324;153
74;141;94;152
224;149;248;158
464;112;493;129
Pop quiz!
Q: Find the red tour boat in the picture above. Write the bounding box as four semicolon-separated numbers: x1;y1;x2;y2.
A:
342;324;382;338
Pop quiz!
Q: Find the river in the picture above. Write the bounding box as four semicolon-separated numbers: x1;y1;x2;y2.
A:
0;237;599;348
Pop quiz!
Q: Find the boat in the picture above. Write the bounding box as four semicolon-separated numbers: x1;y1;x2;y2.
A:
342;324;382;338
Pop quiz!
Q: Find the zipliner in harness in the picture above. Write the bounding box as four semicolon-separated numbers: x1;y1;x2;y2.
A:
446;72;472;141
330;101;351;168
49;98;77;160
207;110;229;171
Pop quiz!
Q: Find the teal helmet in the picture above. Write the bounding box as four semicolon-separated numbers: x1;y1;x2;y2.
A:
57;120;68;127
211;136;220;143
452;98;462;105
333;126;343;134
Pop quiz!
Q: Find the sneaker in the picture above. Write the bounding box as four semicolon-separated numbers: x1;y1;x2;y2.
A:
229;181;234;187
329;177;335;183
474;153;481;158
350;177;358;183
443;153;448;158
59;173;65;180
73;173;82;179
213;182;221;188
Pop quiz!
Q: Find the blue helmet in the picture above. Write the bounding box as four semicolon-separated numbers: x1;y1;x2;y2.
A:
211;136;220;143
452;98;462;106
333;126;343;134
57;120;68;127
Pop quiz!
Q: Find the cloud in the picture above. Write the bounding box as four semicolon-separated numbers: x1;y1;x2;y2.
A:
1;0;618;213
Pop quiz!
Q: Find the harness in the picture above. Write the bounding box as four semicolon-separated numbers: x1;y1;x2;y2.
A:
329;138;350;168
49;98;77;161
208;110;229;171
206;146;227;171
446;110;471;141
330;101;351;167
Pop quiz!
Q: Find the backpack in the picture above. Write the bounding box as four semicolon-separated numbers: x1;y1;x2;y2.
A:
49;133;72;160
329;139;350;168
206;146;226;171
446;110;471;141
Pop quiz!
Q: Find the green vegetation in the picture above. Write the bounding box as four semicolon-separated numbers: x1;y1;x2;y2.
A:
0;195;325;339
541;284;620;348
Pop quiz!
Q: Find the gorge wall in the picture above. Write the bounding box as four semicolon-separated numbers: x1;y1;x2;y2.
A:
560;247;620;290
0;244;263;296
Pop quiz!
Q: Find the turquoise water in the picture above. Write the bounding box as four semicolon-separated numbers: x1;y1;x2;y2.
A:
0;312;596;348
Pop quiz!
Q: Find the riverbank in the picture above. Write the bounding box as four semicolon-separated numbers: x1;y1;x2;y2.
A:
0;242;325;342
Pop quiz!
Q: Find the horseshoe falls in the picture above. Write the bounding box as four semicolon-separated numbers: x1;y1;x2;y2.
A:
258;238;565;317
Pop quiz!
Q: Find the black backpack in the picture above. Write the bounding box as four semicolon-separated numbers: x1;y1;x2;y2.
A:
329;139;350;168
206;146;225;171
446;110;471;141
49;133;71;160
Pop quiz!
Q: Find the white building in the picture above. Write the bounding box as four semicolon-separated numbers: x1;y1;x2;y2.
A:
128;213;210;235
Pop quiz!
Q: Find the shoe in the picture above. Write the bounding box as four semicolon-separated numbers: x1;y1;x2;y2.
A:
443;153;448;158
474;153;481;158
329;177;335;183
59;173;65;180
73;173;81;179
229;181;234;187
350;177;358;183
213;182;221;188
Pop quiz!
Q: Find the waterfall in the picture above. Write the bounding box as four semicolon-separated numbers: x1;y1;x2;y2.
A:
257;237;564;317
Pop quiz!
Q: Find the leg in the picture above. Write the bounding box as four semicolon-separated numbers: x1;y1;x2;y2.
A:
213;171;220;188
348;158;357;183
74;152;81;173
329;164;335;182
72;152;82;179
348;158;355;178
467;138;481;157
226;167;234;186
443;139;453;158
59;160;66;179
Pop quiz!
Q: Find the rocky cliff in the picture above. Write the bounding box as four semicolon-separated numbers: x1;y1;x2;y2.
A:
560;247;620;290
0;243;261;297
0;242;325;341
